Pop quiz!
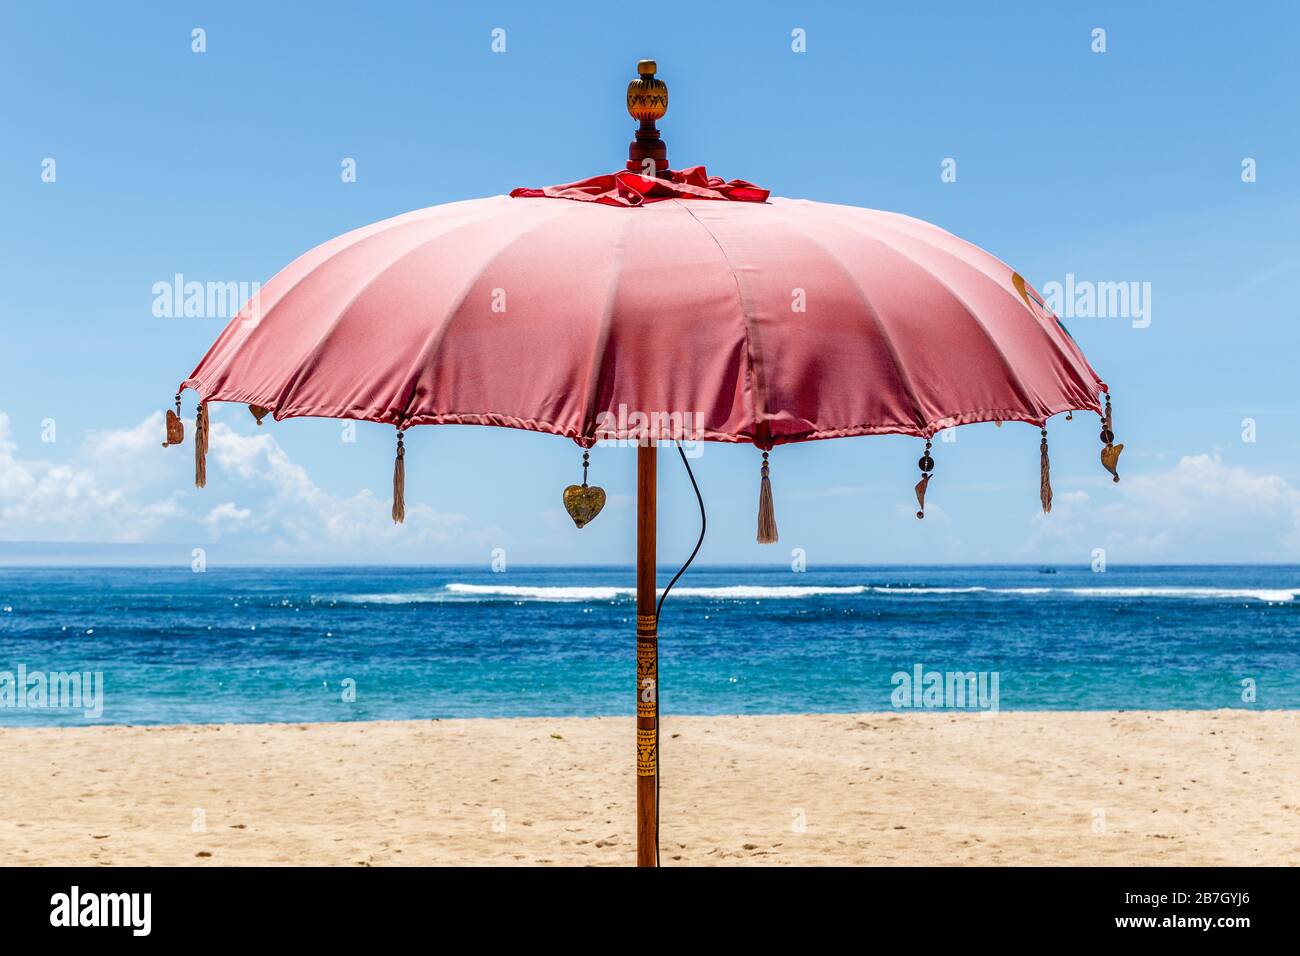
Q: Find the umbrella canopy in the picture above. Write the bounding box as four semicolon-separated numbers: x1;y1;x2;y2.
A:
182;177;1103;449
169;59;1122;868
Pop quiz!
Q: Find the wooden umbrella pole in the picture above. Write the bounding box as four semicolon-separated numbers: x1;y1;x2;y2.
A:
635;442;658;867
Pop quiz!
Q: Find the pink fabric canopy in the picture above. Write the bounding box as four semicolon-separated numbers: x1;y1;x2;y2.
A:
182;170;1104;449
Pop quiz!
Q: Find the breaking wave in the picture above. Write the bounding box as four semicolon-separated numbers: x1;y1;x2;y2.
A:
316;584;1300;605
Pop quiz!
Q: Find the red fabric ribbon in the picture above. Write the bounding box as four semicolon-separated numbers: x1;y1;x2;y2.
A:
510;165;769;207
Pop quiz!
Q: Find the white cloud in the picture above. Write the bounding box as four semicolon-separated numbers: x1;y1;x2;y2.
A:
83;411;167;459
1021;452;1300;561
202;501;254;537
205;422;472;554
0;409;481;559
0;411;183;542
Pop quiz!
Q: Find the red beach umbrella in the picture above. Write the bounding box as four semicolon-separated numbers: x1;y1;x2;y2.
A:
169;61;1123;867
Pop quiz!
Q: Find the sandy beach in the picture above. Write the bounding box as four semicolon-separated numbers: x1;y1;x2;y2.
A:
1;710;1295;866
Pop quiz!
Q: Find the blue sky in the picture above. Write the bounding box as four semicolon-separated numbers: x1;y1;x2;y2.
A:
1;1;1298;566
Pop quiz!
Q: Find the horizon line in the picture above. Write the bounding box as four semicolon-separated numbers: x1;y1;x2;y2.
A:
3;561;1300;570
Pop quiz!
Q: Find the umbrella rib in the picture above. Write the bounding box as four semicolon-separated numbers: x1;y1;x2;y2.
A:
804;204;1049;425
869;211;1103;400
863;210;1102;387
676;201;768;446
192;201;502;403
273;201;555;422
820;206;1102;415
767;207;932;434
392;204;580;427
577;212;635;443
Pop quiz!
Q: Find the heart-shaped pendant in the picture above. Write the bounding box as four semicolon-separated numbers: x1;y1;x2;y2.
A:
1100;443;1124;482
162;409;184;447
563;484;606;528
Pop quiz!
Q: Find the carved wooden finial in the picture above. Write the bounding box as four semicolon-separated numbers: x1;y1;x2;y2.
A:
626;60;669;178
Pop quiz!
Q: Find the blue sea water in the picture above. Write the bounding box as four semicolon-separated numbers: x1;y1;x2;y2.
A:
0;565;1298;726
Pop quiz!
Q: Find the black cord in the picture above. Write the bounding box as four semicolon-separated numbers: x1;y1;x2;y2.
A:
651;442;707;867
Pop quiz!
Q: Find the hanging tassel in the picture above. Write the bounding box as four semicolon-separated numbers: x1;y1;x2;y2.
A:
1039;427;1053;513
1099;393;1123;482
915;439;935;519
756;450;778;543
391;430;406;523
194;402;209;488
249;404;270;426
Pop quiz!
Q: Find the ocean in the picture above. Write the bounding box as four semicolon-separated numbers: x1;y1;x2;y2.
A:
1;565;1297;726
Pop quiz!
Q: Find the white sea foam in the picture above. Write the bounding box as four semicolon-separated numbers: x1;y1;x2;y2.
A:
447;583;868;601
868;586;995;594
317;584;1300;605
1057;587;1299;602
322;584;868;604
447;584;633;601
874;586;1298;602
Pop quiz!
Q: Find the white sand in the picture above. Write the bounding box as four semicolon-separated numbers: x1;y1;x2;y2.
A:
1;710;1296;865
